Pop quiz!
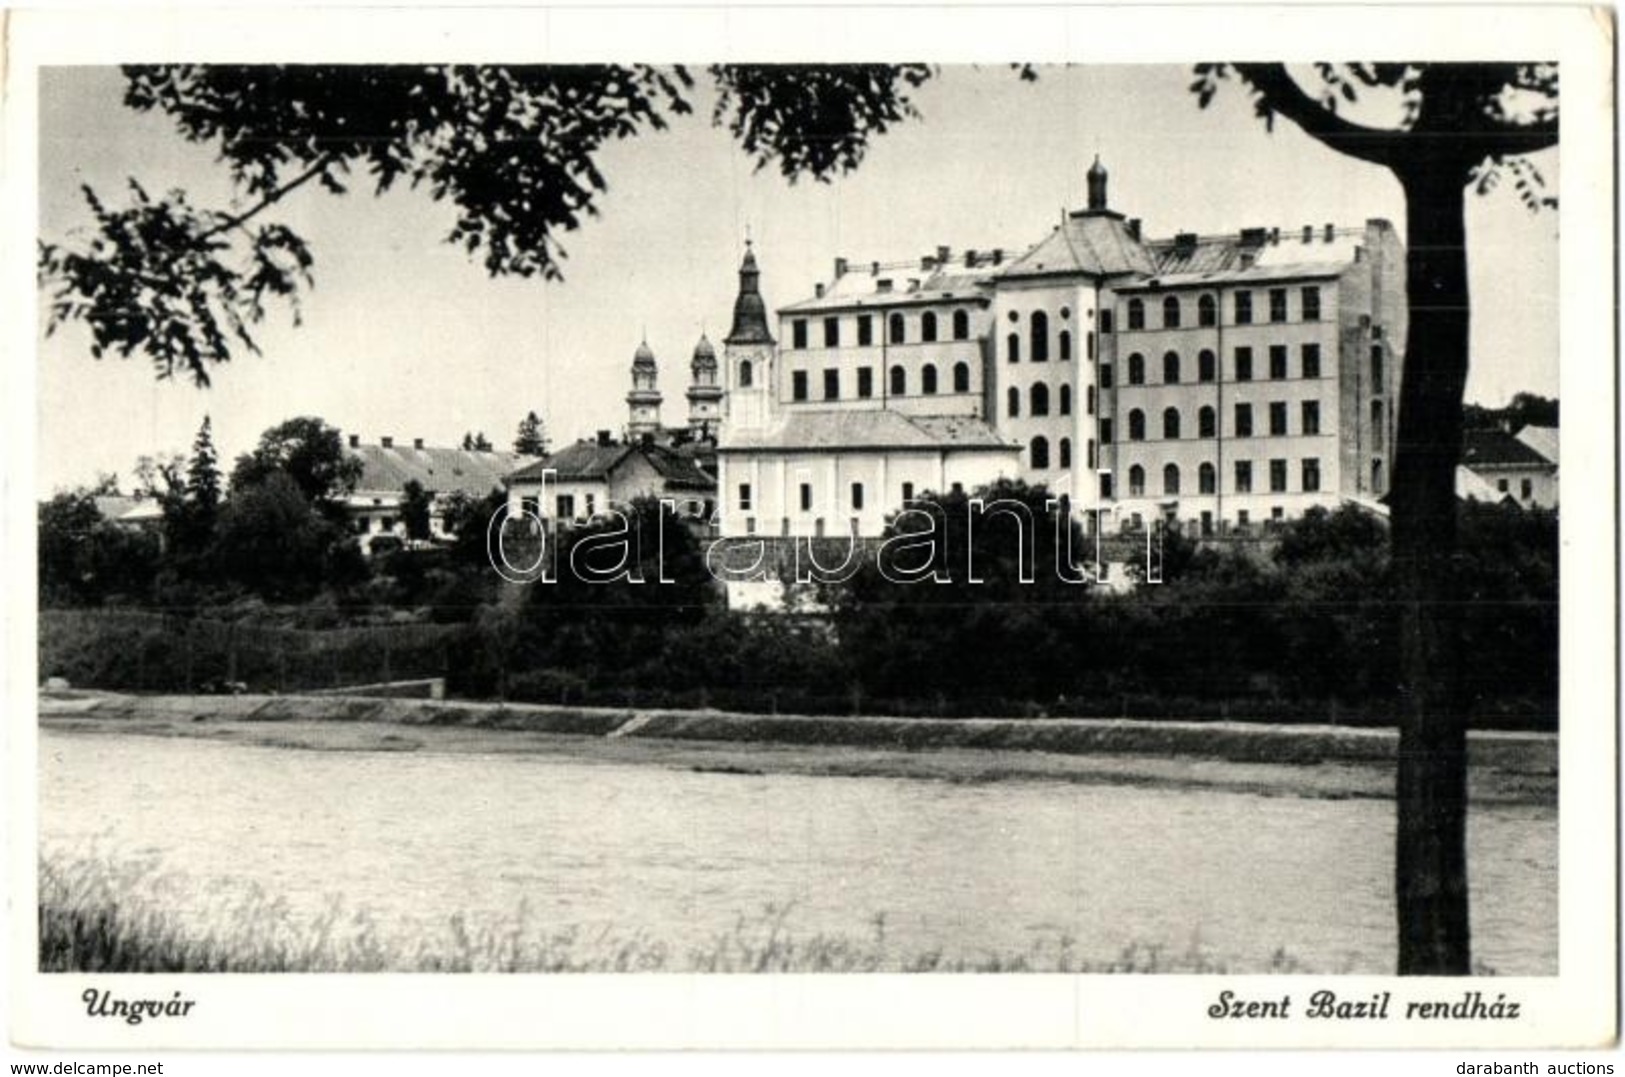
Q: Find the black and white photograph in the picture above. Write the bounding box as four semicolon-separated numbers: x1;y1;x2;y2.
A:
4;4;1616;1059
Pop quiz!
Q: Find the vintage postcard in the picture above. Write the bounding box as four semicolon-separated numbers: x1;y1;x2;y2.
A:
3;3;1616;1058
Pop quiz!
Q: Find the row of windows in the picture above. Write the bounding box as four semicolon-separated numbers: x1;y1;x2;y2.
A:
1025;436;1083;470
737;479;935;513
1116;287;1322;332
1005;383;1089;419
790;309;973;349
1110;344;1324;387
1112;400;1324;441
1110;458;1324;498
1004;311;1088;364
789;361;973;401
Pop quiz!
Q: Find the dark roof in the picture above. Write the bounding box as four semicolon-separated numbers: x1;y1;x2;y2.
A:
726;245;776;345
1462;429;1555;469
642;444;717;490
347;444;526;498
995;213;1156;280
507;438;716;491
718;409;1015;453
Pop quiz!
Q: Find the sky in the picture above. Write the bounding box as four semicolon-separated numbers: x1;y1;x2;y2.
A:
36;64;1559;495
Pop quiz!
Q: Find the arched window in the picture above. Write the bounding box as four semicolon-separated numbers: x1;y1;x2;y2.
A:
1084;385;1094;415
1059;330;1072;361
1007;333;1021;363
1198;405;1216;438
1163;351;1181;384
1162;296;1181;329
1371;399;1384;429
952;309;970;340
952;361;970;392
1198;294;1217;327
1198;349;1217;382
1087;439;1096;468
1128;353;1145;385
738;359;753;388
1163;407;1181;439
1059;438;1073;468
1163;463;1181;496
1128;409;1146;441
921;312;939;342
1030;383;1050;416
889;312;906;344
1127;298;1145;330
890;364;906;396
1198;462;1217;494
922;364;939;395
1007;386;1021;418
1031;311;1050;362
1060;384;1073;416
1030;436;1051;470
1129;465;1146;496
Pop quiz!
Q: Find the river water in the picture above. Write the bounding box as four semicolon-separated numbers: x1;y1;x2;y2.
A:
38;728;1557;973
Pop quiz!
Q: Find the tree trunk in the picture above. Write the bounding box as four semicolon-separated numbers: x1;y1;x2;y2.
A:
1389;161;1474;975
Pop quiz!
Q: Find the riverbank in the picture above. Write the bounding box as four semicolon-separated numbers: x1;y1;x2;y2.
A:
39;690;1556;804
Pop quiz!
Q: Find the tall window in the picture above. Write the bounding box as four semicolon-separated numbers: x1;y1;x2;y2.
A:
823;369;840;400
1031;311;1050;362
1198;294;1217;327
1301;343;1321;379
1059;438;1072;468
1234;291;1253;325
1163;351;1181;384
921;312;939;342
952;361;970;392
1128;353;1146;385
952;309;970;340
800;483;813;511
857;367;874;399
1235;347;1253;381
1198;405;1216;438
1100;418;1113;444
851;482;865;510
889;312;906;344
1100;473;1114;498
1199;462;1216;494
1129;465;1146;496
1100;363;1114;388
1370;347;1384;390
1269;401;1288;436
1127;298;1145;330
1269;345;1288;380
792;319;809;348
1163;406;1181;439
1031;383;1050;416
1269;288;1288;323
1269;459;1288;492
1128;409;1146;441
1235;460;1252;493
738;359;753;387
1198;349;1216;382
1302;400;1321;435
1301;286;1321;321
890;365;906;396
1060;384;1073;415
1007;387;1021;418
823;317;840;347
1007;332;1021;363
857;315;874;346
792;370;809;401
1162;296;1181;329
1371;399;1384;431
1030;436;1051;469
1059;330;1072;361
1163;463;1181;496
1235;403;1254;437
1100;309;1115;334
1371;459;1384;493
1302;458;1321;493
1086;438;1096;468
738;483;752;511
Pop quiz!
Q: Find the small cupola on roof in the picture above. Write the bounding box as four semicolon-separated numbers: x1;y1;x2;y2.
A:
725;241;776;346
627;337;663;437
1087;155;1109;212
691;333;717;371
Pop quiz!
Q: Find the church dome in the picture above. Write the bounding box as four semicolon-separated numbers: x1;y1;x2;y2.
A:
692;334;717;368
632;339;657;368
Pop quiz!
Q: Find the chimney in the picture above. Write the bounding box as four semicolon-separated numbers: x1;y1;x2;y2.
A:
1302;225;1314;244
876;279;893;293
992;248;1004;265
814;282;825;298
937;245;950;266
1269;227;1280;244
596;429;611;447
871;261;880;275
413;437;424;450
348;434;360;448
380;436;394;449
1324;223;1335;242
1174;231;1198;253
1240;227;1267;247
965;249;979;268
833;257;848;278
920;255;934;271
1126;219;1142;241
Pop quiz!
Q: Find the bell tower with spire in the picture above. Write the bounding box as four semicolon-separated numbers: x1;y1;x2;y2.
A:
686;333;723;439
626;338;663;439
722;240;777;431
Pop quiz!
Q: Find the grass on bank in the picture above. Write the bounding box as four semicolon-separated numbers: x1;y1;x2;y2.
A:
39;852;1328;974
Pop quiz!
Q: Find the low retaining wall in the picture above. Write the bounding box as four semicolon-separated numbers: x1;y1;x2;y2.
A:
41;692;1557;773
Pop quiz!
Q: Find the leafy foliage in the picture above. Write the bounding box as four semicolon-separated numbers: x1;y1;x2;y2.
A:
229;416;362;507
513;410;548;456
